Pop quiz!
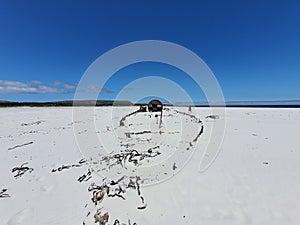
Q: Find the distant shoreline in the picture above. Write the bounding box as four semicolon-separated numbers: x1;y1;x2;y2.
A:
1;100;300;108
0;100;133;107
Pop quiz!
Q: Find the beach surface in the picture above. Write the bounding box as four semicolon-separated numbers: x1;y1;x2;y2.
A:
0;107;299;225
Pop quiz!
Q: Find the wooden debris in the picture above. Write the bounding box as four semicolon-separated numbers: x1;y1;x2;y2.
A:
21;120;44;126
113;219;137;225
8;141;34;151
88;183;109;205
205;115;220;120
94;209;109;225
86;176;145;223
119;109;141;127
78;169;92;183
12;162;34;178
173;162;177;170
101;148;161;169
124;130;151;136
0;189;10;198
110;176;125;186
192;125;204;143
174;109;203;123
52;159;86;172
137;203;147;210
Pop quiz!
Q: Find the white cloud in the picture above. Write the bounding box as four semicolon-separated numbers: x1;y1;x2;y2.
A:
77;84;113;94
0;80;77;94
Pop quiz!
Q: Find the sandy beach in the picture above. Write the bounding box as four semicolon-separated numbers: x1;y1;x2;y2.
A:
0;106;299;225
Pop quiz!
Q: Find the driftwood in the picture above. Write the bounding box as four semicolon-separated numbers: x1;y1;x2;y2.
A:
193;125;204;143
0;189;10;198
78;169;92;183
8;141;33;151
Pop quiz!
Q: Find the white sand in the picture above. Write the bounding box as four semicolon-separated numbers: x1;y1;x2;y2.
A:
0;107;299;225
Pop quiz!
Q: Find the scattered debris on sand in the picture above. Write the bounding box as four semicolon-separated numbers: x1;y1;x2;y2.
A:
8;141;34;151
94;209;109;225
85;176;144;224
80;107;204;223
21;120;44;126
205;115;220;120
20;130;39;135
99;148;161;170
51;158;87;173
7;107;205;224
12;162;34;179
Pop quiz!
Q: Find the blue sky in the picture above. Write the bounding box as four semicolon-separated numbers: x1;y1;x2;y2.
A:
0;0;300;102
